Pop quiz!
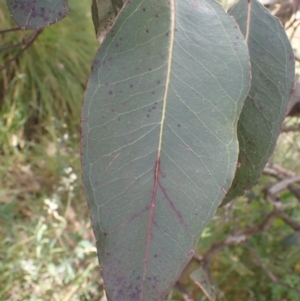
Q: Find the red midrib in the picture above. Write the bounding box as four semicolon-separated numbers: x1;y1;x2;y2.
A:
141;0;176;298
142;157;161;293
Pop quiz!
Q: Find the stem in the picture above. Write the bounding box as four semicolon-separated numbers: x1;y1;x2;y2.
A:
0;29;43;72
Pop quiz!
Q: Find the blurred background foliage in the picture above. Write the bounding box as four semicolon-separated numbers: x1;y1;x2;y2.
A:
0;0;300;300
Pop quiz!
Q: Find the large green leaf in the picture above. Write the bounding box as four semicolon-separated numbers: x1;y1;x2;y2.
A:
81;0;250;300
7;0;69;29
221;0;295;205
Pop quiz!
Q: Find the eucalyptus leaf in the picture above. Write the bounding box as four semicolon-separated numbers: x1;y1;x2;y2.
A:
221;0;295;205
7;0;69;29
81;0;250;300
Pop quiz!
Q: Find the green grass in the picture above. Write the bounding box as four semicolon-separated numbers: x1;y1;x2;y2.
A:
0;1;104;300
0;132;105;301
0;0;97;149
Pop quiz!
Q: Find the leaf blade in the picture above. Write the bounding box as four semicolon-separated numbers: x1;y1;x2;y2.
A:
7;0;69;29
222;0;295;205
81;0;251;300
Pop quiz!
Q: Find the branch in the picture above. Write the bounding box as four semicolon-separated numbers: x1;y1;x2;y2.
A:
244;243;300;294
286;15;300;39
275;210;300;232
0;30;43;52
286;184;300;201
268;175;300;195
281;123;300;132
264;164;300;201
267;184;300;232
265;163;295;177
0;41;24;52
174;282;195;301
0;27;21;34
294;55;300;63
243;243;277;282
201;210;276;268
200;202;300;268
0;29;43;72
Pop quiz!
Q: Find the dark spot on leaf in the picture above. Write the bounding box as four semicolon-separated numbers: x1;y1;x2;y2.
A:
146;29;149;33
149;68;152;71
118;117;121;121
111;109;115;112
152;91;155;95
157;80;161;84
143;8;146;11
146;114;150;117
177;124;181;127
130;84;133;88
115;43;119;48
259;50;265;56
154;254;158;258
109;91;113;95
156;14;159;18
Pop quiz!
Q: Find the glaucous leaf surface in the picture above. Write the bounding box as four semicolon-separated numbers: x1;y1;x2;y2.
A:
81;0;250;300
222;0;295;205
7;0;69;29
